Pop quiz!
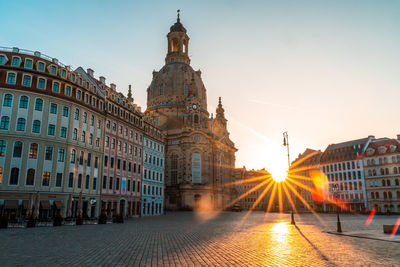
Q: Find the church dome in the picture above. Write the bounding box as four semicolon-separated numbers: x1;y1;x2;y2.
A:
170;19;187;33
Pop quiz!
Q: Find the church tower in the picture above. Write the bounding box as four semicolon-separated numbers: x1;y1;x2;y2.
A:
145;12;237;211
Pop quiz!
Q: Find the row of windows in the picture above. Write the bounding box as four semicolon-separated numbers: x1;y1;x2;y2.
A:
330;192;364;201
143;184;163;196
72;128;101;147
105;102;142;128
368;179;400;187
326;171;361;181
106;121;142;141
370;191;400;200
144;153;163;167
143;169;163;182
366;155;400;166
102;176;140;192
0;140;66;162
67;172;97;190
322;161;359;173
366;167;400;177
2;167;65;187
105;137;142;156
70;150;99;168
158;84;189;96
4;71;104;111
103;156;141;173
0;116;68;137
145;139;164;152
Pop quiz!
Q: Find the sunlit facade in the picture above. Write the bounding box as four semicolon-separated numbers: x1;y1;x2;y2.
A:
363;137;400;214
0;48;105;219
145;15;237;211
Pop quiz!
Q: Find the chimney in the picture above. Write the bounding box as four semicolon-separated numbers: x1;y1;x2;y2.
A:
110;83;116;91
87;68;94;78
99;76;106;84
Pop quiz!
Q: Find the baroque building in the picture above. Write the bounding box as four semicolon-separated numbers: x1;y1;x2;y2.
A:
145;14;237;210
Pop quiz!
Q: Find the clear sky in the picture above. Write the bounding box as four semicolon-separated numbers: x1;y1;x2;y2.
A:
2;0;400;178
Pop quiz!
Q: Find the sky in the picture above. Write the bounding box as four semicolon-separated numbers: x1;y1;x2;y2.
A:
2;0;400;178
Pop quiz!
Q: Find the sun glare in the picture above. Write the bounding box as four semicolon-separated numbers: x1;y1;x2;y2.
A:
270;168;287;182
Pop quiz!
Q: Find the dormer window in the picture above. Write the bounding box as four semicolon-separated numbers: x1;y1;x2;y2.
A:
24;59;33;69
71;73;76;82
37;62;45;71
12;57;20;66
50;65;57;75
60;69;66;78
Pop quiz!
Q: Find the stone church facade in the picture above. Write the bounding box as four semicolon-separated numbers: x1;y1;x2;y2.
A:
145;14;237;211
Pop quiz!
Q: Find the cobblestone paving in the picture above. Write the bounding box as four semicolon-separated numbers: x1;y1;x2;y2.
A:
1;212;400;266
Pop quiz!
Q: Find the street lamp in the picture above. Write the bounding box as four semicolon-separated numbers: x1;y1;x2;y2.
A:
332;184;342;233
283;131;295;225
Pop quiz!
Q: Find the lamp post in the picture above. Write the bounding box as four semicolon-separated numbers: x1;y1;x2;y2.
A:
332;184;342;233
283;131;295;225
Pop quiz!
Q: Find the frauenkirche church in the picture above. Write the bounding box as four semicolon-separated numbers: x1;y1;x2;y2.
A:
145;12;237;210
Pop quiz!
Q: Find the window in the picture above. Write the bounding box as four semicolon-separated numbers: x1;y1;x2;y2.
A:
74;108;80;120
77;174;82;188
58;148;65;162
76;90;81;100
109;177;113;190
103;176;107;189
26;169;35;185
52;82;60;93
36;78;46;89
85;175;90;189
92;177;97;190
62;106;69;117
35;98;43;111
81;131;86;142
83;112;87;123
160;84;165;95
60;127;67;138
16;118;26;131
12;57;20;66
10;167;19;185
19;96;29;108
45;147;53;160
56;173;62;187
110;157;114;168
3;94;13;107
87;153;91;167
22;75;31;87
73;128;78;140
68;173;74;187
32;120;41;133
37;62;45;71
0;116;9;130
47;124;55;136
50;65;57;75
0;55;5;64
24;59;33;69
79;151;84;165
7;73;16;84
29;143;38;159
95;157;98;168
104;156;108;167
116;178;120;190
0;140;6;156
89;134;93;145
65;85;71;96
13;141;23;157
50;103;57;114
184;84;189;95
90;115;94;126
61;69;66;78
42;172;50;186
70;149;76;163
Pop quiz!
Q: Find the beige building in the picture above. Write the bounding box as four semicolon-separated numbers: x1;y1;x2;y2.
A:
363;137;400;213
0;48;104;220
145;14;237;211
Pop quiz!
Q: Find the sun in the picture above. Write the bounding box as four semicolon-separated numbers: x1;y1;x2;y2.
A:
271;169;287;182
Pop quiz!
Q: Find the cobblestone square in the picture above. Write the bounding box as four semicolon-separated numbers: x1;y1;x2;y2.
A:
1;212;400;266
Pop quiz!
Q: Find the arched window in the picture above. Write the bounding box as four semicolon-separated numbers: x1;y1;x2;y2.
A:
385;168;389;175
171;38;178;52
26;168;35;185
380;168;384;175
194;114;199;124
394;167;398;174
10;167;19;185
16;118;26;131
359;181;362;190
160;84;165;95
382;179;386;186
70;149;76;163
191;152;202;183
77;174;82;188
29;143;38;159
384;192;388;199
83;112;87;123
19;96;29;108
373;169;376;176
388;191;393;199
371;192;375;199
396;179;399;186
3;94;13;107
183;39;188;53
32;120;41;133
375;192;379;199
13;141;23;157
74;108;80;120
0;116;10;130
387;179;391;186
35;98;43;111
73;128;78;140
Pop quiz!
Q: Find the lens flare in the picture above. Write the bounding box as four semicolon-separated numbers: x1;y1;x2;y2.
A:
390;217;400;238
270;168;287;182
365;208;376;226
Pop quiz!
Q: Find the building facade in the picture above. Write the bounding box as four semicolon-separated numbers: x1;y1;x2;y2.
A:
363;137;400;214
101;81;144;217
320;136;374;212
145;15;237;211
142;119;165;216
0;48;105;219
